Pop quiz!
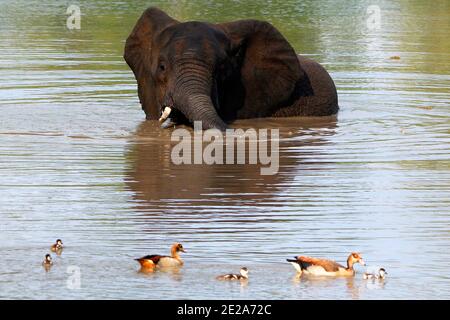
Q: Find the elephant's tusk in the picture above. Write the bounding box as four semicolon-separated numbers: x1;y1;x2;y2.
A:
158;107;172;122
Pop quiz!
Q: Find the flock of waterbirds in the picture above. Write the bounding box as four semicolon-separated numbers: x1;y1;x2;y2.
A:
42;240;388;281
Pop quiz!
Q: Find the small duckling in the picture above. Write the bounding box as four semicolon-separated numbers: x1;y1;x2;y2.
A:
216;267;249;281
51;239;63;252
363;268;387;280
42;254;53;271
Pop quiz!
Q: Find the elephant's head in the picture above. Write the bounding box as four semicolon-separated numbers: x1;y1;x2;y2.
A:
124;7;304;130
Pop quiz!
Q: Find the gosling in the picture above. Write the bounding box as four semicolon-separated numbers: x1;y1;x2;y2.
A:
363;267;387;280
42;254;53;267
216;267;249;281
51;239;63;252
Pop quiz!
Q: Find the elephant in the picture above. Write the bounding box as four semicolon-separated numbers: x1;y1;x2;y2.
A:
124;7;338;130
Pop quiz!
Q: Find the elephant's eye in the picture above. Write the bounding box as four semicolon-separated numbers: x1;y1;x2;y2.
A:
159;63;166;72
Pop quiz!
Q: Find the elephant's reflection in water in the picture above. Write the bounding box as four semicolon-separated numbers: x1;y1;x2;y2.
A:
124;117;337;212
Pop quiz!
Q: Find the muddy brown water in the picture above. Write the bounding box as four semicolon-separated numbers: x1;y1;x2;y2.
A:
0;1;449;299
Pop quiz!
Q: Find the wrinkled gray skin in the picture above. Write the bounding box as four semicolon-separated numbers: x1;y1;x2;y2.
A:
124;7;338;130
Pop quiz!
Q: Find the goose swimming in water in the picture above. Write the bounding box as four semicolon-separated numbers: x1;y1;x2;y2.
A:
135;243;186;270
287;252;365;277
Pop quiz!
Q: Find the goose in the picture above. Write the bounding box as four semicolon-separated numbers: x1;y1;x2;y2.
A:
135;243;186;270
363;268;387;280
216;267;249;281
287;252;365;277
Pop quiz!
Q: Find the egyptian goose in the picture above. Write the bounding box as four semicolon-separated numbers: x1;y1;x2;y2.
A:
287;252;365;277
216;267;249;281
42;254;53;271
135;243;186;270
50;239;63;252
363;268;387;280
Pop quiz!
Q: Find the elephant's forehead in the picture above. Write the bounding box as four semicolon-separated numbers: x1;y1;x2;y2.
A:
161;22;225;46
170;21;217;36
160;33;223;60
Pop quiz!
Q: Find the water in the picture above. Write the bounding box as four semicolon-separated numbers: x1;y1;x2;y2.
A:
0;0;449;299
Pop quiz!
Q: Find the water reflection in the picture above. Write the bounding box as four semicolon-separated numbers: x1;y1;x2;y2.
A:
364;278;387;291
124;118;338;210
138;267;184;283
292;275;361;299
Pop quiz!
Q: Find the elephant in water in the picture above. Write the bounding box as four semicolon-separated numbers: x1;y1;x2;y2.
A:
124;7;339;130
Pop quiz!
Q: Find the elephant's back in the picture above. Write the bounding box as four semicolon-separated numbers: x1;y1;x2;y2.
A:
271;55;339;117
298;55;338;103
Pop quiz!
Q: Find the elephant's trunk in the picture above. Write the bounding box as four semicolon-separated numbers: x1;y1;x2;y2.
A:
172;61;227;131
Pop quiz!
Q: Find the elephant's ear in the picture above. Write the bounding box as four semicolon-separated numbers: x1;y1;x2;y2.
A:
217;20;304;116
124;7;178;119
